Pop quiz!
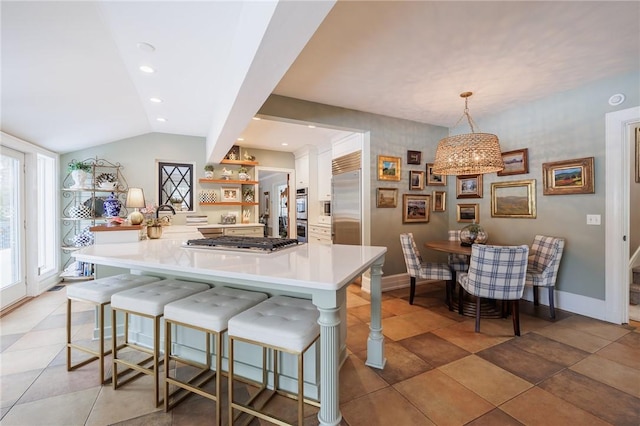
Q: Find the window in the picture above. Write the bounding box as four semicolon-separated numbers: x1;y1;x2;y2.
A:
37;154;57;275
158;162;194;211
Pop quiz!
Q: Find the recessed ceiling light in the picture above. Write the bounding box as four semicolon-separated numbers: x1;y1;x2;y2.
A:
149;97;163;103
137;42;156;53
139;65;155;73
237;137;245;141
608;93;625;106
281;143;288;146
307;125;316;129
156;117;167;122
252;117;261;121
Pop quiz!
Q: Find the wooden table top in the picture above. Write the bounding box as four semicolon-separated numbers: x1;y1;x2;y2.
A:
424;240;472;256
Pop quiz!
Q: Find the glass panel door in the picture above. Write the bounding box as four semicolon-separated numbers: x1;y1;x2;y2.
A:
0;146;26;310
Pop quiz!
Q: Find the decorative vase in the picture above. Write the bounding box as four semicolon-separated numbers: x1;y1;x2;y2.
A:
103;192;121;217
460;224;488;247
238;172;249;181
147;225;163;239
69;204;92;219
70;170;87;189
204;171;214;179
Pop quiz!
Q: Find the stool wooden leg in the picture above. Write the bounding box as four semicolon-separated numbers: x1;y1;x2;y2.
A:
66;299;72;372
228;336;234;426
298;352;304;426
98;304;105;384
154;316;161;407
164;319;171;412
214;332;221;426
112;308;118;389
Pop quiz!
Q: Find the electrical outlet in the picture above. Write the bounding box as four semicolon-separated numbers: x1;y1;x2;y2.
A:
586;214;601;225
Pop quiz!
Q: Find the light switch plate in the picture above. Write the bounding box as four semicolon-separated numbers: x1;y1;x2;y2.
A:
586;214;601;225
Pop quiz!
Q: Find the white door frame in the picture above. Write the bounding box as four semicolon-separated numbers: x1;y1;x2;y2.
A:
0;146;27;310
605;106;639;324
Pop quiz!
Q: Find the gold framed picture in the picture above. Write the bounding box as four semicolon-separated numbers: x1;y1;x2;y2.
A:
491;179;536;218
376;188;398;208
432;190;446;212
402;194;430;223
221;186;240;202
378;155;401;181
426;163;447;186
498;148;529;176
409;170;425;190
542;157;594;195
456;174;483;198
457;203;479;223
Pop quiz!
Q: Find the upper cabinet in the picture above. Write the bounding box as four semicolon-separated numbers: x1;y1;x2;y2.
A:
294;154;310;189
317;147;332;201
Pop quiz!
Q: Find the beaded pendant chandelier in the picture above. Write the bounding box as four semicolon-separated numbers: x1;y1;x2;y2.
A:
432;92;504;175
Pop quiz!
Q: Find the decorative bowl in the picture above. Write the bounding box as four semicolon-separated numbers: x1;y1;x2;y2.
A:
460;224;488;246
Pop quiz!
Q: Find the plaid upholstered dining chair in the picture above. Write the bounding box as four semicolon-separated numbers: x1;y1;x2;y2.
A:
399;233;453;307
526;235;565;319
457;244;529;336
447;229;470;279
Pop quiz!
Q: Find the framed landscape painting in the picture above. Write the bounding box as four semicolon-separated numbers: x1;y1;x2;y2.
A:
402;194;430;223
498;148;529;176
409;170;425;190
457;203;479;223
542;157;594;195
376;188;398;208
378;155;401;181
491;179;536;218
456;174;483;198
426;163;447;186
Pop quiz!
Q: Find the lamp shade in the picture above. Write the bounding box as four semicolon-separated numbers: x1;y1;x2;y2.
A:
432;132;504;176
125;187;146;208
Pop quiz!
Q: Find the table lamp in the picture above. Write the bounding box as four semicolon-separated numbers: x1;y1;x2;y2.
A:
125;187;146;225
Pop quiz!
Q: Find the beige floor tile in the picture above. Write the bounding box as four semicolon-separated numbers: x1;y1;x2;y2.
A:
570;354;640;398
346;311;365;327
349;304;395;323
0;369;41;409
596;341;640;370
394;369;494;426
0;387;100;426
347;323;374;353
85;374;163;425
466;408;524;426
341;386;435;426
535;324;612;353
439;355;532;405
500;387;611;426
339;354;388;403
355;341;432;385
431;320;511;353
0;343;63;375
382;309;457;341
556;315;632;341
4;326;67;352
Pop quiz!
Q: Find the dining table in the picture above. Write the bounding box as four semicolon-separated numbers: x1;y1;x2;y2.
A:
424;240;503;318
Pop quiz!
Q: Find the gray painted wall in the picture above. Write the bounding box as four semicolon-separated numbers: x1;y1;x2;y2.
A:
260;71;639;301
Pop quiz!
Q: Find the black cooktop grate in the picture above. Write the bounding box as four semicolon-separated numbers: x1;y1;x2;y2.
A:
185;236;300;252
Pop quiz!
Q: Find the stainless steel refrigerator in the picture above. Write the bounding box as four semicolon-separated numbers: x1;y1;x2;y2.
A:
331;169;362;245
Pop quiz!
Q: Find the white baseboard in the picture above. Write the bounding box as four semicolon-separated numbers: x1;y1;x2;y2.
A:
362;272;609;322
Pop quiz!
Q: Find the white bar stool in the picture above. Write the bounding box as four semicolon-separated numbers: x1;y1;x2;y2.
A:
163;286;268;425
110;279;210;407
228;295;320;426
66;273;163;384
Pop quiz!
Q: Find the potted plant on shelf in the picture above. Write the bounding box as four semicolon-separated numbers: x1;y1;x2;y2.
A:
238;166;250;181
204;163;215;179
243;187;255;202
68;160;92;189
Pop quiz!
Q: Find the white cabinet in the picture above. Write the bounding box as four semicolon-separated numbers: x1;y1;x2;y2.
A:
294;154;310;189
308;224;332;244
317;149;332;201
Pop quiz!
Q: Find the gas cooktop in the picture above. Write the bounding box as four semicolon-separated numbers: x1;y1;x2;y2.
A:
184;236;300;253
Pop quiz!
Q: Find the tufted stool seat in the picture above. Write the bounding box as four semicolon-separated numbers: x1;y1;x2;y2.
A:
66;273;163;384
163;286;268;425
227;295;320;426
110;279;210;407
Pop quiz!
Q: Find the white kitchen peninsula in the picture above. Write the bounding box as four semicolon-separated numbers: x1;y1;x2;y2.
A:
73;238;386;426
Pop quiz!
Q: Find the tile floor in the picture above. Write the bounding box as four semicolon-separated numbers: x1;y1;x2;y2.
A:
1;282;639;425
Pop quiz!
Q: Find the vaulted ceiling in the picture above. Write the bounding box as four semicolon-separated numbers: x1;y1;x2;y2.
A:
2;1;638;159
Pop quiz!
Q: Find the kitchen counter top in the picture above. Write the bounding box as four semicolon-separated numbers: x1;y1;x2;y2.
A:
73;237;386;425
